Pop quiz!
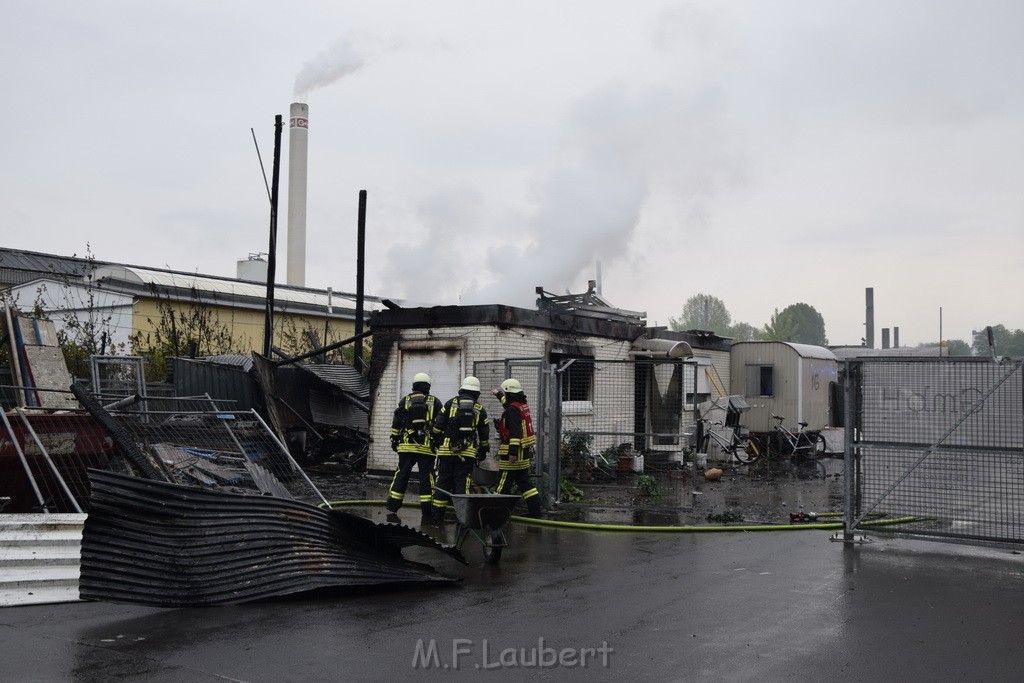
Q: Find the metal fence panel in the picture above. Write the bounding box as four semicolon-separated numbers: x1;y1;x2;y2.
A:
845;357;1023;546
471;357;707;505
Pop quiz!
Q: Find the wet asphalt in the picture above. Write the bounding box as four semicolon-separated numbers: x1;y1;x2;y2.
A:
2;501;1023;682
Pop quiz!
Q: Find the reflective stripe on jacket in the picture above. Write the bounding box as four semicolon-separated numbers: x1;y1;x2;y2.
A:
497;399;535;470
431;392;490;458
390;392;439;455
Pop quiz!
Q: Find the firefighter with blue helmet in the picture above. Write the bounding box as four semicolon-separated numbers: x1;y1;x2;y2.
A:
429;376;490;523
493;378;542;518
387;372;439;520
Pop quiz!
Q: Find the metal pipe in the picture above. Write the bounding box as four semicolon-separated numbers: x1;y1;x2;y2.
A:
4;305;26;406
103;393;142;411
15;408;83;513
272;329;373;366
263;114;283;358
354;190;367;373
249;409;330;507
0;408;49;512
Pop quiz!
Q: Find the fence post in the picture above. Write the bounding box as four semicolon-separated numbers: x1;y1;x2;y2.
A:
541;363;559;509
843;359;855;541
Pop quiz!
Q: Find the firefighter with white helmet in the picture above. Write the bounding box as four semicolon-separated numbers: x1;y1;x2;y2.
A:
492;377;542;517
386;372;439;520
429;375;490;523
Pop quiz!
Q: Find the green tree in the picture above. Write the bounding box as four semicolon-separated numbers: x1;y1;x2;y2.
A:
129;289;237;381
728;322;762;342
971;325;1024;357
669;294;732;335
762;303;828;345
943;339;972;356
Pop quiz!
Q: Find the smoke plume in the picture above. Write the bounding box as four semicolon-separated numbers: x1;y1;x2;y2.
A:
294;38;365;98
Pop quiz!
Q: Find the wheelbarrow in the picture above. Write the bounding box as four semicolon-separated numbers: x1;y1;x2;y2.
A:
434;467;520;564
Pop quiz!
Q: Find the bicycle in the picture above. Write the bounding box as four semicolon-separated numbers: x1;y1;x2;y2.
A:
695;418;761;464
760;414;827;463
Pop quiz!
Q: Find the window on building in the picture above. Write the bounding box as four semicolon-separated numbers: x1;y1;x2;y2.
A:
745;364;774;397
683;357;713;409
554;355;594;414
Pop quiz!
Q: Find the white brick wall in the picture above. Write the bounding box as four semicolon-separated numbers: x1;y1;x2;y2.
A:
368;325;624;472
368;324;732;473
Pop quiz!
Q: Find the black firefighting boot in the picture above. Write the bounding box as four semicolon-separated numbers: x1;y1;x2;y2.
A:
430;505;446;524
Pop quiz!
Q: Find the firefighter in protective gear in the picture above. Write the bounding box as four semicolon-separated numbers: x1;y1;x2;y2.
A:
492;378;542;518
430;376;490;523
387;372;439;518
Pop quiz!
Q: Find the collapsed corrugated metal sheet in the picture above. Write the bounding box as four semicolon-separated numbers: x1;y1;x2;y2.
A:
200;354;256;372
300;364;369;400
81;469;464;607
309;386;369;431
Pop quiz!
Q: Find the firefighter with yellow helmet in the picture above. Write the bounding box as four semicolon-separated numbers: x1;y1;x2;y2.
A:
492;377;542;518
386;372;439;520
429;375;490;523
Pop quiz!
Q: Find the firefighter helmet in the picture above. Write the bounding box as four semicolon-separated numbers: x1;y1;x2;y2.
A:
413;372;431;384
500;378;522;393
461;376;481;392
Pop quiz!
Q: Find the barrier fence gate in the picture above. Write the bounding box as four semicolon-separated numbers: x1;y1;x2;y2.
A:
472;359;552;502
843;357;1024;546
475;357;700;508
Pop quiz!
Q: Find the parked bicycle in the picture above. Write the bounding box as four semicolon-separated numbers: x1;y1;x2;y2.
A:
696;418;761;464
758;414;827;463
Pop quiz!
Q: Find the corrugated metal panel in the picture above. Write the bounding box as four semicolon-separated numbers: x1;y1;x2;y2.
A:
80;469;463;607
308;387;369;431
301;364;369;399
172;357;257;411
201;354;255;371
0;248;95;282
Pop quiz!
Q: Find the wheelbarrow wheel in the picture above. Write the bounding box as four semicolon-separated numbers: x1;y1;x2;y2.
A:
482;525;503;564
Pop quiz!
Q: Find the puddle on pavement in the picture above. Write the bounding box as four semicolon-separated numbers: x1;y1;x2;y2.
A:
307;455;847;528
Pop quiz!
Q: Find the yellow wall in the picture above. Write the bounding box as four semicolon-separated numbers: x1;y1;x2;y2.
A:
128;297;358;356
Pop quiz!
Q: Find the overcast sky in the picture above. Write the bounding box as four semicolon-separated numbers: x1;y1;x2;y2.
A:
3;1;1022;347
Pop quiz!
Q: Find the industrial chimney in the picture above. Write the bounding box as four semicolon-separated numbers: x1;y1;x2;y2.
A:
865;287;875;348
287;102;309;287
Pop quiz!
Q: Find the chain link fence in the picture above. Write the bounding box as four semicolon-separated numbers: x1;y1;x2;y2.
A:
2;391;323;513
843;357;1023;546
472;358;701;505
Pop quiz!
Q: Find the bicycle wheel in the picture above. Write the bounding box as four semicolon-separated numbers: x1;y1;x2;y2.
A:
734;436;761;464
794;433;825;461
764;432;782;460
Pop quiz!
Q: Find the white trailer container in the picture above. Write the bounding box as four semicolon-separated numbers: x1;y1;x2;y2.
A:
729;341;838;433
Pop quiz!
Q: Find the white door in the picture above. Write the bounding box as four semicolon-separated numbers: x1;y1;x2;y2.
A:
398;348;464;404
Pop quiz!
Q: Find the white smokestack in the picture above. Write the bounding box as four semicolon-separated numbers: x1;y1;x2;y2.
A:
287;102;309;287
